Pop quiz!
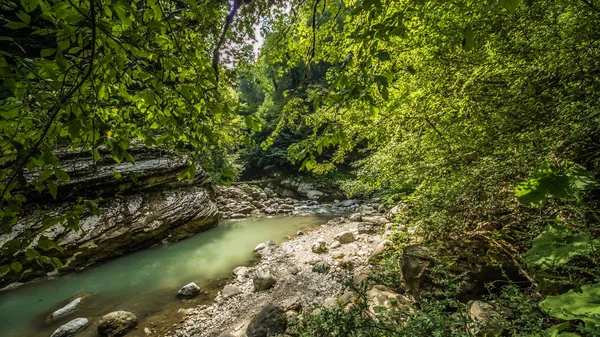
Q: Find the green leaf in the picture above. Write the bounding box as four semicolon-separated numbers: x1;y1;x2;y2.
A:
499;0;521;13
177;164;196;181
54;168;70;182
92;148;101;161
16;11;31;25
20;0;39;12
0;265;9;275
38;235;63;252
540;283;600;328
41;48;56;57
4;21;29;29
10;261;22;272
524;223;600;269
47;180;58;199
462;24;475;51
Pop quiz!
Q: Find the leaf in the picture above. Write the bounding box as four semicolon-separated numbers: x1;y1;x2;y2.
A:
16;11;31;25
540;283;600;328
462;24;475;51
47;180;58;199
10;261;22;272
0;265;9;275
20;0;38;12
524;223;600;269
40;48;56;57
54;168;70;182
499;0;521;13
177;164;196;181
4;21;29;29
38;235;63;252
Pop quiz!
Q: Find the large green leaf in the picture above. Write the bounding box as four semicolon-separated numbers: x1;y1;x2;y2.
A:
525;223;600;269
540;284;600;329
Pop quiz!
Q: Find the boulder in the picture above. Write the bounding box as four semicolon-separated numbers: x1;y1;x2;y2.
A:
255;240;277;257
331;250;344;259
221;285;242;299
177;282;201;298
51;318;88;337
341;200;358;207
349;213;362;222
401;245;433;300
311;239;327;254
358;224;377;234
334;231;355;244
230;213;246;219
97;311;138;337
280;296;303;311
366;285;413;317
467;300;502;336
362;215;388;225
253;267;277;291
233;266;249;278
50;297;82;320
370;239;393;259
330;241;341;249
246;304;287;337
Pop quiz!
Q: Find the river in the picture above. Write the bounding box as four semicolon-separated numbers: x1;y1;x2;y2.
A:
0;214;332;337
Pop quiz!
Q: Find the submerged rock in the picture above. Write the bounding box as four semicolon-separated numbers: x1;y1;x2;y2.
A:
177;282;201;298
97;311;137;337
51;317;88;337
50;297;82;320
246;304;287;337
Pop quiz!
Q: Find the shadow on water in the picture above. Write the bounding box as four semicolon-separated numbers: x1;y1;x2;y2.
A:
0;214;333;337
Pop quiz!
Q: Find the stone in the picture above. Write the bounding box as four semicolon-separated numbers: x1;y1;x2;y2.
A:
280;296;303;311
349;213;362;222
177;282;201;298
233;266;249;278
370;239;393;259
229;213;246;219
337;291;356;306
331;250;344;259
221;285;242;299
51;318;88;337
334;231;355;244
255;240;277;257
246;304;287;337
253;267;277;291
330;241;341;249
386;203;407;219
366;285;413;316
323;297;337;308
287;266;299;275
50;297;82;320
341;200;358;207
312;261;330;273
467;300;502;336
358;224;377;234
259;193;268;200
296;230;305;236
401;245;433;300
311;239;327;254
97;311;138;337
217;332;235;337
362;215;388;225
263;207;277;215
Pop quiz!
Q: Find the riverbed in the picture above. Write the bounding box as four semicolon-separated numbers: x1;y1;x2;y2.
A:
0;214;332;337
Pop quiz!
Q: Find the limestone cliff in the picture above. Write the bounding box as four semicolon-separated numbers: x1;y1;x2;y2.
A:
0;147;218;287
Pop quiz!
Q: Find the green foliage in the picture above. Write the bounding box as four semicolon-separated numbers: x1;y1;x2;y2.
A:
540;284;600;332
524;223;600;270
516;162;597;207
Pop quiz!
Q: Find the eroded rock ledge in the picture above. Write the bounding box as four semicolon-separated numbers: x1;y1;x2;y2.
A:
0;147;218;288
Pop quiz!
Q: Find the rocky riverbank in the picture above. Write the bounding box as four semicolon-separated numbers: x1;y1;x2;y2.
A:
167;201;396;337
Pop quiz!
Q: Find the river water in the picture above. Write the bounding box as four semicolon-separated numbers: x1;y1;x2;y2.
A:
0;214;332;337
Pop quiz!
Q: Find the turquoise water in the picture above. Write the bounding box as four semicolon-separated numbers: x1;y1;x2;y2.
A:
0;215;331;337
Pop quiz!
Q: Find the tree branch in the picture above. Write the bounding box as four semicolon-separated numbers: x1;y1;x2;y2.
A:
212;0;242;84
